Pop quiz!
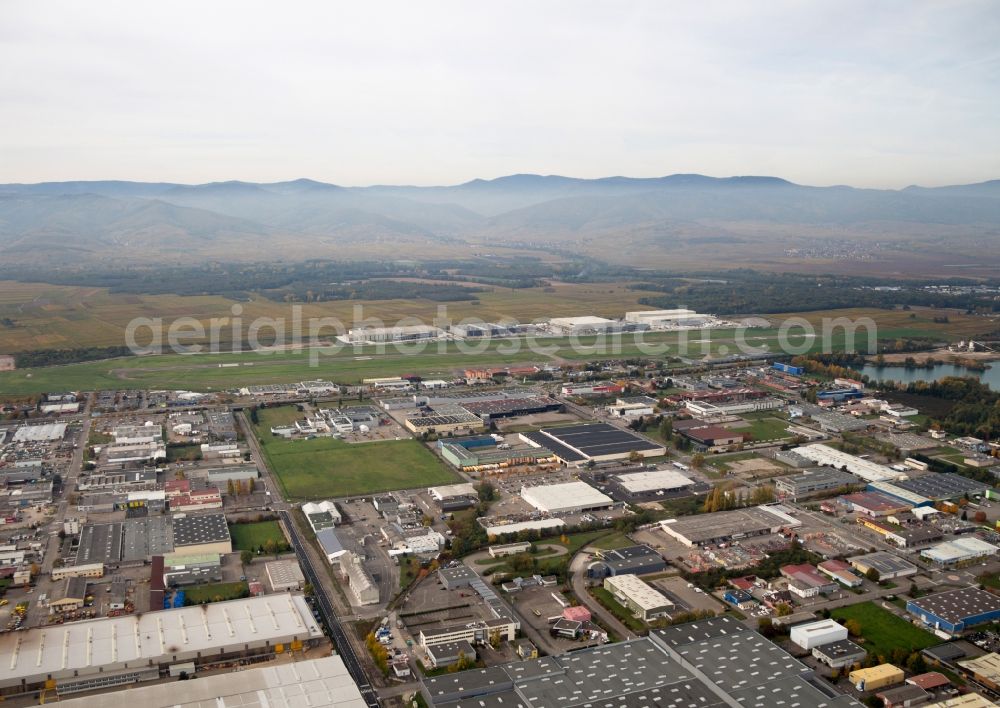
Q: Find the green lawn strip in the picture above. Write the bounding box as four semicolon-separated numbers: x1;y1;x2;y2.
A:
588;587;646;633
183;581;249;605
229;520;286;551
830;601;936;658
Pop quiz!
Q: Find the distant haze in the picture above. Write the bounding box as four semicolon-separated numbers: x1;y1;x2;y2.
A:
1;1;998;188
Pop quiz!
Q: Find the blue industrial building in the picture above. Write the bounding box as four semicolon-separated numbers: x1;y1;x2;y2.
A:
866;481;934;508
907;587;1000;633
817;388;864;402
723;589;754;606
772;362;804;376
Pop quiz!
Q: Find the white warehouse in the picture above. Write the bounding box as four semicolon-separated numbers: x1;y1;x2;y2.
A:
520;481;614;515
790;619;849;650
795;444;905;483
547;316;621;335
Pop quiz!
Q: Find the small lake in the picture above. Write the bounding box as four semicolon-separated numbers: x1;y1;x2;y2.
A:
860;362;1000;390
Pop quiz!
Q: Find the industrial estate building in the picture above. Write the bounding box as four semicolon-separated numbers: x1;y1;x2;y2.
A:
795;444;904;483
520;422;666;464
0;594;323;696
790;619;849;650
520;481;614;515
421;616;861;707
921;537;999;566
603;574;673;621
53;655;366;708
606;468;696;502
588;545;666;578
907;586;1000;634
849;552;919;580
171;512;233;555
659;505;801;547
774;468;861;500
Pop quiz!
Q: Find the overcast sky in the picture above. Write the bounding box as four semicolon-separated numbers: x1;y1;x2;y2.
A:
1;1;998;188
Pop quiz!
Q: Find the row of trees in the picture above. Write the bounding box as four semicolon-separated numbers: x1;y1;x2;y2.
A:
702;483;775;512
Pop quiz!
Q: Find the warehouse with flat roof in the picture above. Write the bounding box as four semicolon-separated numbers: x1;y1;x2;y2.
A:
0;594;323;695
520;422;666;463
520;481;614;514
171;512;232;555
893;473;992;501
795;444;904;483
848;552;919;580
607;468;696;502
774;467;861;500
659;505;801;547
921;537;1000;566
604;574;673;621
54;655;365;708
422;614;862;707
908;586;1000;633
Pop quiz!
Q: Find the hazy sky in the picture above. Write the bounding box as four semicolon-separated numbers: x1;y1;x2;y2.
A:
1;1;998;188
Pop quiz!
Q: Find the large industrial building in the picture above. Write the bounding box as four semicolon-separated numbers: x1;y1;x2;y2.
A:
520;481;614;515
0;594;323;696
848;552;919;580
547;316;621;334
624;309;716;329
520;422;666;464
603;574;673;621
790;619;849;650
53;655;366;708
907;587;1000;634
348;324;442;343
171;513;233;555
659;505;801;547
893;473;992;501
794;444;904;483
438;438;559;475
921;537;1000;566
774;468;861;500
606;468;696;502
420;615;862;707
588;544;667;578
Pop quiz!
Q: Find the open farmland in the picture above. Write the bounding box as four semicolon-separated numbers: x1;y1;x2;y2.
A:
0;305;993;395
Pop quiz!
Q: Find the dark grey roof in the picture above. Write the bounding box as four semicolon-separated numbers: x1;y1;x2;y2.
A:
909;586;1000;624
171;512;231;547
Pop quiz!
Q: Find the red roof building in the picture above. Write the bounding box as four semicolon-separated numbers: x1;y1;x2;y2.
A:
563;606;592;623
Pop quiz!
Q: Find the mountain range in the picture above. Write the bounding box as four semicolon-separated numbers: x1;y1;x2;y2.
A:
1;174;998;273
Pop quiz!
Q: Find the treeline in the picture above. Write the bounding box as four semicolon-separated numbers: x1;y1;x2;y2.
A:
0;257;618;299
14;345;134;368
876;376;1000;439
635;270;1000;315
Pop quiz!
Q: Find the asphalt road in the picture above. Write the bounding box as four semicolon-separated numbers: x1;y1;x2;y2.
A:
281;509;381;708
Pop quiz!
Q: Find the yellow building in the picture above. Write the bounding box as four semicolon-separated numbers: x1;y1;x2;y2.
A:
958;653;1000;692
849;664;904;692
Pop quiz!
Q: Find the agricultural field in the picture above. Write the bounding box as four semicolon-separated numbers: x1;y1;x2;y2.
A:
0;303;993;395
254;407;458;499
830;602;937;659
0;279;659;353
229;520;286;551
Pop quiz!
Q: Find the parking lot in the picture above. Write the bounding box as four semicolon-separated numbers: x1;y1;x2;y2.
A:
509;584;604;655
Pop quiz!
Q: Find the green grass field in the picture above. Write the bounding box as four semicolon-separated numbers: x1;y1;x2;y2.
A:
184;581;249;605
831;602;937;658
229;520;286;551
745;417;792;442
255;407;459;499
3;304;976;395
